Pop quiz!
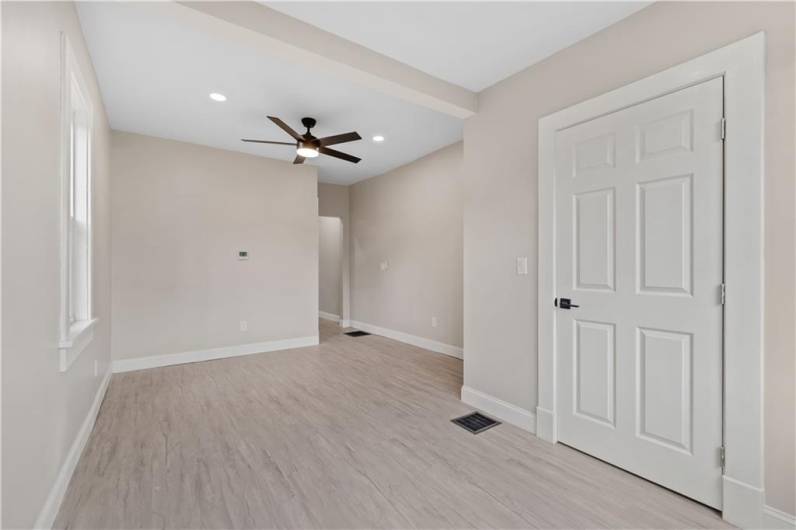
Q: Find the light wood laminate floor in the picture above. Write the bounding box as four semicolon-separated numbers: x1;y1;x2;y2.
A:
55;319;730;529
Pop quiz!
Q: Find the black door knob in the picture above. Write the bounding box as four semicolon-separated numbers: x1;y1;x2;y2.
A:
556;297;580;310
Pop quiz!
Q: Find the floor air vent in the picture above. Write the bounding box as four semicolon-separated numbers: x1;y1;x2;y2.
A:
345;330;371;337
451;412;500;434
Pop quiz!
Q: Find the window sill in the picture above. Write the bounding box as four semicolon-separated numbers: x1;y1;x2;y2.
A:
59;318;97;372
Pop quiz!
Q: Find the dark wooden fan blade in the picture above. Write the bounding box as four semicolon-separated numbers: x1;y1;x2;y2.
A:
319;147;360;164
268;116;302;141
317;131;361;147
241;139;295;145
293;155;306;165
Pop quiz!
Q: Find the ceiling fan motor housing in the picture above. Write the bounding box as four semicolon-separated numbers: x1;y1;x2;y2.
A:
301;117;317;131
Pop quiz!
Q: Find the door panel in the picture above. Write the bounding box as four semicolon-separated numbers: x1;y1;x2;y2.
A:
636;327;692;452
555;77;723;508
573;189;615;291
574;133;616;175
637;175;692;295
574;320;615;427
636;110;693;161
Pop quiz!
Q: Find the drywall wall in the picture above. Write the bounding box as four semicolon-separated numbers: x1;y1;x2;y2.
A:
318;182;351;324
318;182;350;220
319;217;343;318
350;142;463;348
111;131;318;362
1;2;113;527
462;1;794;515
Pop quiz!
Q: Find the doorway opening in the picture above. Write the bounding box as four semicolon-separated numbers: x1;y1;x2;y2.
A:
319;216;344;338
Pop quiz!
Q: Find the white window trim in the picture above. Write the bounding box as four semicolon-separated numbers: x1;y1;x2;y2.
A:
537;33;764;528
58;33;96;373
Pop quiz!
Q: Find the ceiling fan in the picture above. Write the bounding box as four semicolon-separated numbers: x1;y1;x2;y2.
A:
242;116;362;165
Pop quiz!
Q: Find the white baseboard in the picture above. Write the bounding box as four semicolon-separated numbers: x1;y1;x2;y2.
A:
318;311;340;322
763;505;796;529
34;369;112;529
340;319;351;328
349;320;463;359
535;406;556;442
112;336;319;373
722;474;765;528
460;386;536;433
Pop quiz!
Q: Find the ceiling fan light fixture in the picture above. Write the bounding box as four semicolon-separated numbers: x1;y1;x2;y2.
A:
296;143;319;158
244;116;360;165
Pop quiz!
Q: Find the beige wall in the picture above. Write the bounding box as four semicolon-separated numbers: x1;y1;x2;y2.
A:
318;183;350;220
319;217;343;317
351;142;463;347
111;131;318;361
318;182;351;324
462;1;795;514
1;2;113;527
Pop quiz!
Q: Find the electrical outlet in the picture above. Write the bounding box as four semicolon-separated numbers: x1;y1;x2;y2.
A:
240;320;248;331
431;316;438;328
380;260;389;272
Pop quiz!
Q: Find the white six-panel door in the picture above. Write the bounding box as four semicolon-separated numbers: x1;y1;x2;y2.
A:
554;77;724;508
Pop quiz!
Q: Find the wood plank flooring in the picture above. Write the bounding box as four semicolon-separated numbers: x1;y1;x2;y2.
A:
55;320;731;529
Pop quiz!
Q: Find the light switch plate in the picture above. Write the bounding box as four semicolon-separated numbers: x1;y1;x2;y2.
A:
516;256;528;275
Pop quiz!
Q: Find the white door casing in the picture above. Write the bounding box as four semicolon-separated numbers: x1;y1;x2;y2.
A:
554;78;724;508
537;33;764;528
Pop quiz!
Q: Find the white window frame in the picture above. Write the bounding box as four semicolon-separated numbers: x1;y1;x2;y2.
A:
537;33;764;528
58;34;96;372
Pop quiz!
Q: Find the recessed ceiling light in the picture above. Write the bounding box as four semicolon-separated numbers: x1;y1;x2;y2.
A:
209;92;227;102
372;135;385;143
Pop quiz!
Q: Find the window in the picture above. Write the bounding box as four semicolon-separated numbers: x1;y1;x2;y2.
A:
58;35;95;372
68;74;91;324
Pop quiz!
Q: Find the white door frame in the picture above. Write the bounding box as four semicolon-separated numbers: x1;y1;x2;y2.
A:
537;33;764;528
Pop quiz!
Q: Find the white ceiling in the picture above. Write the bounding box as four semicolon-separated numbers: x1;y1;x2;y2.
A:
76;2;463;185
77;2;651;185
267;2;652;92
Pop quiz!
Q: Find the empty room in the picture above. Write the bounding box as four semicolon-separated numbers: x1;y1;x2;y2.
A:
2;1;794;529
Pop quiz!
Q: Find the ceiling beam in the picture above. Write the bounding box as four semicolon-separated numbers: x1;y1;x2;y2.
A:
176;2;477;119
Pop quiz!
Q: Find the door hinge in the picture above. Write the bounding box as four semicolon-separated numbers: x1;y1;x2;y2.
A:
720;283;726;305
720;445;726;470
720;118;726;141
